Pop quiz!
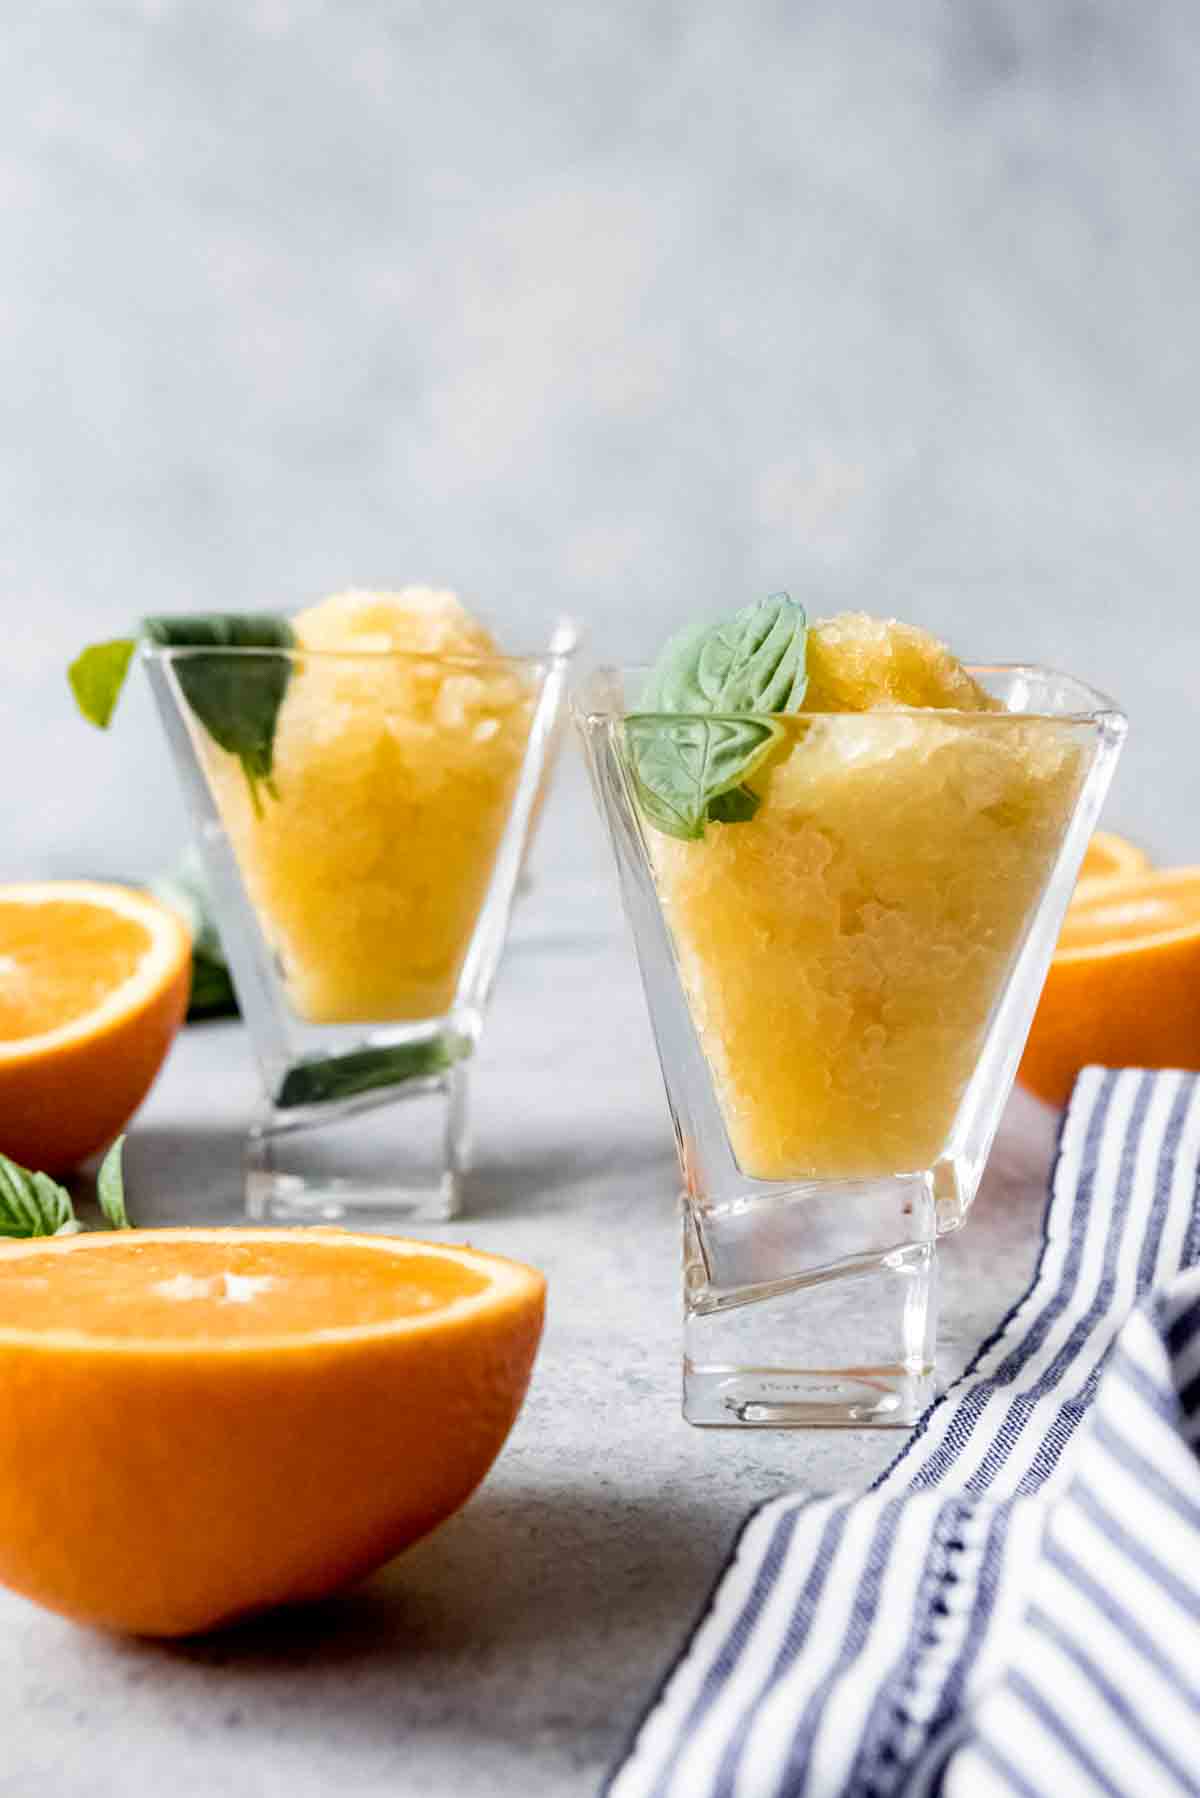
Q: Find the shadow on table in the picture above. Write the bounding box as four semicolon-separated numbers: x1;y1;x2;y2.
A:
464;1139;677;1219
106;1126;675;1225
146;1476;740;1710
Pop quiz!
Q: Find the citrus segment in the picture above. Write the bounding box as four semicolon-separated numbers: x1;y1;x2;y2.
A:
1019;868;1200;1106
0;1229;545;1636
0;882;190;1173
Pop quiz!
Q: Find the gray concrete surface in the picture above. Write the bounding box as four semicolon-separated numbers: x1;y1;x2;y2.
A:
3;1;1200;886
0;875;1060;1797
0;5;1189;1790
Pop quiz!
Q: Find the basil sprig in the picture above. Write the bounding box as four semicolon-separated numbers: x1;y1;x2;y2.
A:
628;593;809;841
0;1138;129;1239
68;614;297;812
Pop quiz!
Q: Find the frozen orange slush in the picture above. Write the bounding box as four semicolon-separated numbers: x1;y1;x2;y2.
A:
647;615;1086;1180
201;589;533;1024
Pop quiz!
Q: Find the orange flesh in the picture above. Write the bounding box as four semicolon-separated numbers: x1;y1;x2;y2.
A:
1019;869;1200;1105
1077;831;1150;883
0;1238;489;1340
1056;874;1200;954
0;1227;545;1636
0;903;151;1040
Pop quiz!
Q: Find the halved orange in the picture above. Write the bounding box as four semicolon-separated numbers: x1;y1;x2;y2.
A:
1077;829;1152;885
0;881;191;1172
1019;867;1200;1106
0;1229;546;1636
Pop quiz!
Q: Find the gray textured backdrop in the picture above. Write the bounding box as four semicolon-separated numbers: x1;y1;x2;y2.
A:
5;1;1199;882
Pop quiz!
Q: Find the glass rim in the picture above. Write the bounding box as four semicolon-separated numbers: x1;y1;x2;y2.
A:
141;616;580;675
575;661;1126;729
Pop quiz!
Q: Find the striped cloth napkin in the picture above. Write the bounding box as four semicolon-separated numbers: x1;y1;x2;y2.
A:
609;1068;1200;1798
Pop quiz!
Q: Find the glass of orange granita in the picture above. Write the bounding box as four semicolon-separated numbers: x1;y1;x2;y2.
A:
146;589;577;1223
576;601;1124;1427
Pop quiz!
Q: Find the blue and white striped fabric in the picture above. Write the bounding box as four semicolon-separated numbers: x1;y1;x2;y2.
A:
609;1068;1200;1798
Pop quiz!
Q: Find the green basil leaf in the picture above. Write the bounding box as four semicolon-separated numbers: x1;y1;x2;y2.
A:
642;593;808;717
706;784;761;825
0;1155;80;1238
143;615;296;813
630;594;808;840
97;1136;131;1230
67;638;137;729
624;714;782;843
276;1034;470;1110
68;616;297;813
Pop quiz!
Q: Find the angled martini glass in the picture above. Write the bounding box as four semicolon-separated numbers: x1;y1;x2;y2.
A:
144;594;577;1223
577;625;1125;1427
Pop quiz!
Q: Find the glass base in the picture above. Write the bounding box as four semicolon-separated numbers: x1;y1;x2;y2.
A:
682;1359;935;1428
245;1067;468;1226
682;1175;939;1428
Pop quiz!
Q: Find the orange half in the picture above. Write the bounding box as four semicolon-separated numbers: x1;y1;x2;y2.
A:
0;881;191;1171
1077;830;1152;885
1020;867;1200;1106
0;1229;546;1636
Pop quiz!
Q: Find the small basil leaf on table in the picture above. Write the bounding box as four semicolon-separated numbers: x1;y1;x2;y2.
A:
0;1143;132;1239
97;1136;131;1230
0;1155;81;1237
142;615;297;814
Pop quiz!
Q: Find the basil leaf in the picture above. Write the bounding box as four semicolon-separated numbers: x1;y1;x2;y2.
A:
625;714;782;842
97;1136;131;1230
277;1034;470;1110
67;638;136;729
142;615;296;813
629;594;808;840
0;1144;134;1238
0;1155;80;1237
643;593;808;717
68;616;296;813
706;784;761;825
